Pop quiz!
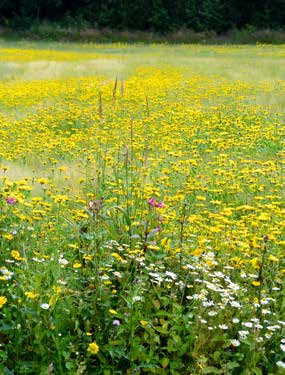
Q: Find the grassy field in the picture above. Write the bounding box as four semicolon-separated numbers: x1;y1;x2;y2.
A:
0;41;284;374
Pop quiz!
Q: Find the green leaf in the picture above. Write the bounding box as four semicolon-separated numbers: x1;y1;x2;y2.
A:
62;351;70;359
155;310;170;318
253;368;263;375
161;357;169;368
203;366;223;374
0;351;8;360
173;334;181;344
212;351;221;361
65;362;74;370
97;352;107;364
224;361;240;371
154;326;169;335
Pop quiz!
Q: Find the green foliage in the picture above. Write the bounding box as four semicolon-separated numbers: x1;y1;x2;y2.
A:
0;0;284;33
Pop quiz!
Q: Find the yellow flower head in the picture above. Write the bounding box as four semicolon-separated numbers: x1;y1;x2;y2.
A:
24;292;37;299
252;281;261;287
109;309;117;315
11;250;24;261
73;263;82;269
87;342;99;355
0;296;7;308
268;254;279;262
140;320;148;326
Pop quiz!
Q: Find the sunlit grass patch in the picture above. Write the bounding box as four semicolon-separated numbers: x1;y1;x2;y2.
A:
0;47;122;62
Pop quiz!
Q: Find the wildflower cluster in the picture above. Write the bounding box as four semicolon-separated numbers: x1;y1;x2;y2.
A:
0;43;284;374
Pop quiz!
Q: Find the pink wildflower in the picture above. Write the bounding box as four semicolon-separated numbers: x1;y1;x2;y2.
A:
6;197;16;205
148;198;165;208
148;198;156;207
153;226;161;233
155;201;165;208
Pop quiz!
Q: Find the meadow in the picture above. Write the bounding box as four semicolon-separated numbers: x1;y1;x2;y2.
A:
0;41;284;374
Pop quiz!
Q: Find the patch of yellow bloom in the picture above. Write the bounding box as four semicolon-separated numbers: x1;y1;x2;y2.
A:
0;296;7;308
87;342;99;355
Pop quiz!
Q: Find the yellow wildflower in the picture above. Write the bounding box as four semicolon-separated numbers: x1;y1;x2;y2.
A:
24;292;37;299
140;320;148;326
252;281;261;287
109;309;117;315
87;342;99;355
73;263;82;268
268;255;279;262
0;296;7;308
11;250;24;261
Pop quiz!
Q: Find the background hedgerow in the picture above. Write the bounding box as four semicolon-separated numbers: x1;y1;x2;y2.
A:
0;0;285;34
0;42;284;374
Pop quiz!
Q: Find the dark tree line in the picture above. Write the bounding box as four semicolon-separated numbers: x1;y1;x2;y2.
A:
0;0;284;32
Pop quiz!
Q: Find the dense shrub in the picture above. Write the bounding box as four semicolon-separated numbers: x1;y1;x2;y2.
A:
0;1;284;33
